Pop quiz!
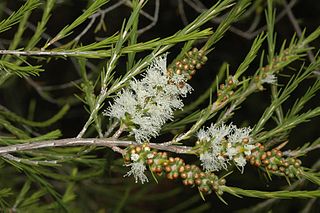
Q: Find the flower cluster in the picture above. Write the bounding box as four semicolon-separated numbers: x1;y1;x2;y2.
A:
123;144;226;195
195;123;256;173
104;54;192;143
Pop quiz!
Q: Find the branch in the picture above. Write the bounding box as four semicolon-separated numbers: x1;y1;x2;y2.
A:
0;138;192;155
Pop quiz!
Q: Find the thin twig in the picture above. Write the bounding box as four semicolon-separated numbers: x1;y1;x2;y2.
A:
137;0;160;34
104;120;120;137
283;0;315;63
1;153;58;165
178;0;189;26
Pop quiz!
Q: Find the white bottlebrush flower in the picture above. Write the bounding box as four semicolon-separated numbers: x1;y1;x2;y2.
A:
124;161;148;184
200;152;227;172
261;73;277;84
228;126;252;145
226;146;237;159
197;128;210;141
244;144;256;156
130;153;140;161
104;54;192;143
234;155;247;173
197;123;255;173
198;123;234;172
207;123;235;145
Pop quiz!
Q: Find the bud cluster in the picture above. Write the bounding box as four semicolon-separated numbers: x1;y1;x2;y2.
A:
123;144;226;195
248;143;303;178
256;49;292;85
167;48;208;80
216;75;238;104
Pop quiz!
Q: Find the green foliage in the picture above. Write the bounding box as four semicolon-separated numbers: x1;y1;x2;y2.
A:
0;0;319;212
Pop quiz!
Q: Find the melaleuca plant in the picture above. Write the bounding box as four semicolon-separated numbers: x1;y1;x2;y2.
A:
0;0;319;212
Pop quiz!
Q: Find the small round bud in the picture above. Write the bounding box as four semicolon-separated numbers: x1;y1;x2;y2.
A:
181;173;187;179
271;165;278;171
135;146;141;153
202;56;208;62
219;178;226;185
266;151;272;157
187;179;194;185
178;166;185;173
130;149;136;154
182;58;188;64
228;79;234;85
146;159;153;165
173;172;179;179
276;151;282;157
242;138;249;144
